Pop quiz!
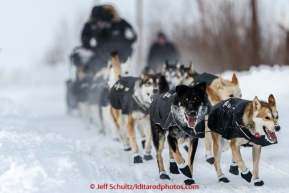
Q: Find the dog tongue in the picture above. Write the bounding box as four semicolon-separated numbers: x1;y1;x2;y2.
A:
267;130;277;142
188;117;196;128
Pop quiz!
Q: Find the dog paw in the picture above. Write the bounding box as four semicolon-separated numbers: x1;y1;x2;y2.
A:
160;172;170;180
254;178;264;186
169;160;180;174
133;155;143;164
241;168;252;183
205;155;214;165
184;145;188;152
124;146;131;151
179;164;192;179
141;139;146;149
219;176;230;183
143;154;153;161
184;179;195;185
229;163;239;175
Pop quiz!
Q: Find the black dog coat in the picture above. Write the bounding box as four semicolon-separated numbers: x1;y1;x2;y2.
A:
110;77;147;115
148;90;206;138
208;98;277;146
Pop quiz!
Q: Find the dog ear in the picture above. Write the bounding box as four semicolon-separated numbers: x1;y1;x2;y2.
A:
231;73;238;85
217;76;225;89
162;63;167;73
140;74;149;83
268;94;276;107
193;82;206;94
165;60;169;66
189;62;195;73
176;62;181;69
176;85;189;97
253;96;262;111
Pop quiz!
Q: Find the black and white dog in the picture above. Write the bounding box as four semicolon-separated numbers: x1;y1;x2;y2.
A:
148;82;207;185
110;74;170;163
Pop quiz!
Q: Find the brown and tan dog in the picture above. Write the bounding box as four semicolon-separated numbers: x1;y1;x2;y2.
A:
206;90;280;186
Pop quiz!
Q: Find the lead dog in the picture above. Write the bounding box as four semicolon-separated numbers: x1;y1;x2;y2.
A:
110;73;169;163
206;90;280;186
149;83;207;185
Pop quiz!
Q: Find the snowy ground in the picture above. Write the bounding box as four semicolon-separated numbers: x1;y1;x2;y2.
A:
0;65;288;193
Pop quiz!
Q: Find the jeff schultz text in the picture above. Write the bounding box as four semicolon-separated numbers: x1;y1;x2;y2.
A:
93;183;199;190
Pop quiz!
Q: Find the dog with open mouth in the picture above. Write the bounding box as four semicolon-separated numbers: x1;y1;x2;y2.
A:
206;91;280;186
110;73;169;163
148;82;207;185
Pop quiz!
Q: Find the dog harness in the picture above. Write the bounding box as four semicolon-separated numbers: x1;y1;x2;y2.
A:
208;98;277;146
148;90;206;138
110;76;148;115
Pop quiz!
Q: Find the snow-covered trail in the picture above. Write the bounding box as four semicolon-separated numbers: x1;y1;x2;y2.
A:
0;65;289;193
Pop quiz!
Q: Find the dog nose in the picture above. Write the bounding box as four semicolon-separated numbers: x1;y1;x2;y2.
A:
275;125;281;131
189;111;197;117
153;88;159;94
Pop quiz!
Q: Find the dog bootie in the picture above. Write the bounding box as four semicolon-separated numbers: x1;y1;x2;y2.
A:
124;145;131;151
229;162;239;175
184;178;195;185
178;161;193;179
143;152;153;161
241;168;252;183
133;153;143;163
169;159;180;174
205;154;214;165
159;171;170;180
218;174;230;183
254;178;264;186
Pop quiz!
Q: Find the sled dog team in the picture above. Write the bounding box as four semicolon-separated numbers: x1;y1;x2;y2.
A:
76;52;280;186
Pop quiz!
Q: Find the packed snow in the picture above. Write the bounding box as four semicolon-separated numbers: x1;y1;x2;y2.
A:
0;65;288;193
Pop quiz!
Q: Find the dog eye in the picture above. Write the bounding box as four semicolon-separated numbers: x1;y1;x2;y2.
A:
265;116;270;120
276;115;279;119
146;82;152;86
229;94;234;97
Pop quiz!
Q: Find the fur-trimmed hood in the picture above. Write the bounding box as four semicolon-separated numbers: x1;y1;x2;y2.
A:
89;5;121;23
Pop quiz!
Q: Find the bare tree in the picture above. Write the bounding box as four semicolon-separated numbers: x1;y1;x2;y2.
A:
146;0;285;73
136;0;144;71
250;0;261;66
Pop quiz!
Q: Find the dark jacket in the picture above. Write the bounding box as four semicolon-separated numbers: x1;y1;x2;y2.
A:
208;98;249;139
208;98;277;147
148;90;206;138
110;77;148;115
81;6;136;64
147;42;179;73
